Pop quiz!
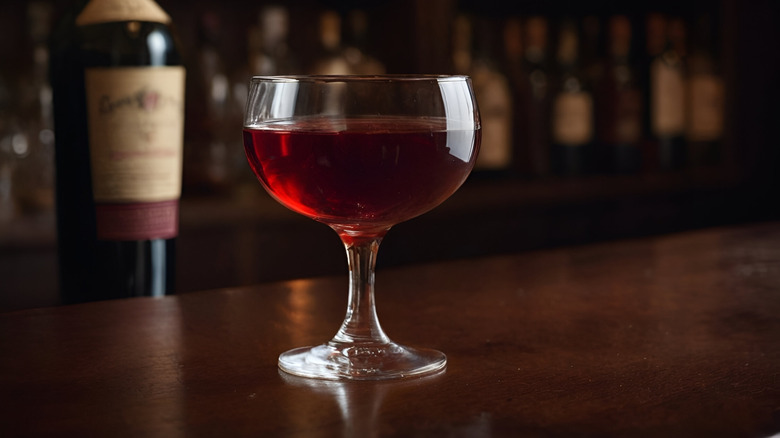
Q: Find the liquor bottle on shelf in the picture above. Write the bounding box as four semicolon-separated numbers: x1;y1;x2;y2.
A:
502;17;526;176
453;14;513;176
0;76;18;222
342;9;385;75
640;13;663;172
645;14;687;172
580;15;605;90
517;16;552;178
183;10;236;195
49;0;185;304
595;15;643;174
685;14;724;167
12;1;56;214
248;5;298;76
234;5;299;190
550;19;595;176
503;17;524;86
309;10;353;75
451;14;471;74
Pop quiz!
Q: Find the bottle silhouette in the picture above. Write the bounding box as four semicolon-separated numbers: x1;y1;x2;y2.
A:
645;14;687;172
453;14;513;176
685;14;724;167
550;19;595;176
596;15;643;174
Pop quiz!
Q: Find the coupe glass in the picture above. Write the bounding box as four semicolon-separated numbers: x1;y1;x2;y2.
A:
243;75;481;380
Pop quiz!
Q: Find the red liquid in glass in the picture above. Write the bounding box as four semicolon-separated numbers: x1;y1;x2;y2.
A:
243;116;480;233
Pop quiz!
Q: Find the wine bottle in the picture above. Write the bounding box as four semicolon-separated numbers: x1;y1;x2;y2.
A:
518;16;552;178
550;19;595;176
596;15;643;174
49;0;185;304
13;1;56;214
343;9;386;75
453;14;513;176
580;15;605;89
0;71;17;222
249;5;298;76
502;17;527;177
309;10;353;75
183;10;228;195
685;14;724;167
471;16;513;175
645;14;687;172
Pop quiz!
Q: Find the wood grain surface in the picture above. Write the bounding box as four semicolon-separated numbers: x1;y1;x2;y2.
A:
2;222;779;437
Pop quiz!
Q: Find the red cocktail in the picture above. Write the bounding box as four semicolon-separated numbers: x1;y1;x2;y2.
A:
244;116;478;237
243;76;481;380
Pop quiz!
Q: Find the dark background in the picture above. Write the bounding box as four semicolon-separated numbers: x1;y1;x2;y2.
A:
1;0;778;311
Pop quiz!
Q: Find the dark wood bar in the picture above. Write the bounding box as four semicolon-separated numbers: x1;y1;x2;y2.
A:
2;222;779;436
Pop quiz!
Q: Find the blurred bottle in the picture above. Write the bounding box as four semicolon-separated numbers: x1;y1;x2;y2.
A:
645;14;687;171
0;107;20;222
0;33;23;222
503;17;524;88
49;0;185;303
518;16;552;178
550;19;595;176
502;17;526;176
453;14;513;175
309;10;353;75
184;10;241;195
342;10;385;75
224;4;299;193
249;5;298;76
596;15;643;174
451;14;471;73
12;1;56;214
581;15;605;88
685;14;724;167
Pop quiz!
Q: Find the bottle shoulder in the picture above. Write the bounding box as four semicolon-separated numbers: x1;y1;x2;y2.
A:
91;21;179;63
52;21;182;67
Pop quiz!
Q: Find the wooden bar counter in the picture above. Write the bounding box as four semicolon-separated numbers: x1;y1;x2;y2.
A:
2;222;779;437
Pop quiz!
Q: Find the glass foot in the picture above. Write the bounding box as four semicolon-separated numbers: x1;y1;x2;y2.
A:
278;342;447;380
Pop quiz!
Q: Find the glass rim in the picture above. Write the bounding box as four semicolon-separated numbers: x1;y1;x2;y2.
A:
249;74;472;84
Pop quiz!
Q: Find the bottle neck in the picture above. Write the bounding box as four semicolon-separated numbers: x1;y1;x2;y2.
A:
319;10;342;52
646;13;666;58
524;17;548;65
260;6;289;53
608;16;632;60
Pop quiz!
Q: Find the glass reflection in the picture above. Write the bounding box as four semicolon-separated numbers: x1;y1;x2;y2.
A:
279;279;320;349
280;370;444;437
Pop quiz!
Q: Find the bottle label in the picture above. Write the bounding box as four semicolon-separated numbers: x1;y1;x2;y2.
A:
651;58;686;136
85;66;185;240
76;0;171;26
552;92;593;146
95;200;178;241
687;74;724;141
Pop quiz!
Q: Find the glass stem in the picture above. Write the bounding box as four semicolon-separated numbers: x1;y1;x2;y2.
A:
331;234;392;347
